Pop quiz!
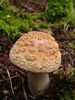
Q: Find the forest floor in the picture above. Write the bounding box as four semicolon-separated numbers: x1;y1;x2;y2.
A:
0;28;75;100
0;0;75;99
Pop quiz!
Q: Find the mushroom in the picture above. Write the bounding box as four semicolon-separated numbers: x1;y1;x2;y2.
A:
9;31;61;96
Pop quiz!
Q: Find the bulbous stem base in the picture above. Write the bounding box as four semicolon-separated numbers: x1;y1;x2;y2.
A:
28;72;50;96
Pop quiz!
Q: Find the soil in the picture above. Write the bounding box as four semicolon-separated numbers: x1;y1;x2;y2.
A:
11;0;47;12
0;28;75;100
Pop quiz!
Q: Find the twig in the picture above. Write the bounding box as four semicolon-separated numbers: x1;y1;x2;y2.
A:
20;3;34;12
15;66;28;77
0;74;20;82
6;69;14;95
63;23;70;33
21;77;28;100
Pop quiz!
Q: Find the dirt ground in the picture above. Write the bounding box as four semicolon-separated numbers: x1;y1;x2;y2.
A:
11;0;47;12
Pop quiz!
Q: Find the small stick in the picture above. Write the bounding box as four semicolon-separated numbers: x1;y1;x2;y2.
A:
6;69;14;95
0;74;20;82
21;77;28;100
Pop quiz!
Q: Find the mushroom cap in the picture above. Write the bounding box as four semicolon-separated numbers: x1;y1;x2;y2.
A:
9;31;61;73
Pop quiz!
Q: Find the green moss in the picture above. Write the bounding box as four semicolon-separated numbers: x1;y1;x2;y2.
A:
0;6;30;41
30;22;39;30
18;11;43;21
39;22;49;29
5;6;19;14
60;90;75;100
68;42;75;49
0;0;52;41
29;12;42;20
0;4;51;41
45;0;75;23
70;70;75;77
68;31;75;38
0;0;10;8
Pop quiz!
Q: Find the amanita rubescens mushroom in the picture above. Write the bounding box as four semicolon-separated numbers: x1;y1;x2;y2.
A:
9;31;61;96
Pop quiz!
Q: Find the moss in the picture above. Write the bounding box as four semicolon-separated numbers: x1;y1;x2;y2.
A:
30;21;39;30
29;12;42;20
0;0;51;41
68;42;75;49
39;22;49;29
60;90;75;100
5;6;19;15
45;0;75;24
68;31;75;39
0;3;51;41
71;70;75;77
0;6;30;41
0;0;10;8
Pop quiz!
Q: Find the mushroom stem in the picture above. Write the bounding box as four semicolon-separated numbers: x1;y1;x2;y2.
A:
28;72;50;96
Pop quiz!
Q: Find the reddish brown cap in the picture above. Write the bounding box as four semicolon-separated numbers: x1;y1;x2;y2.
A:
9;31;61;73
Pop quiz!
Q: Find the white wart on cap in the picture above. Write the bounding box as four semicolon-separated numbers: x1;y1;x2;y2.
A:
9;31;61;73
